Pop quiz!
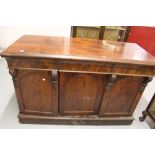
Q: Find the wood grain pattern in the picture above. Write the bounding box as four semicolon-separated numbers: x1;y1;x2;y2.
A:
18;113;134;125
16;70;56;115
99;76;144;116
59;72;108;115
1;35;155;66
9;68;25;113
6;57;155;77
1;35;155;125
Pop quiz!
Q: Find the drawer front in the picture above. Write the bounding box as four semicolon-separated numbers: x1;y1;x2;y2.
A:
7;58;155;77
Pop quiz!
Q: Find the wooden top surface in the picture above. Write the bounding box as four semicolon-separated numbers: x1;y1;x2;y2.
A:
1;35;155;66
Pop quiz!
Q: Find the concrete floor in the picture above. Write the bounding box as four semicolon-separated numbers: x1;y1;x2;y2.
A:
0;57;154;129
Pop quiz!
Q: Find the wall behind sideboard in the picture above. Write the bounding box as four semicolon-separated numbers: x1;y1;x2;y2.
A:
0;26;71;49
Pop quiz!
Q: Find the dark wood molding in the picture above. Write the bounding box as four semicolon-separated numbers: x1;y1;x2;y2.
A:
99;75;117;116
18;113;134;125
51;69;58;115
99;26;105;40
9;69;25;112
71;26;77;38
6;57;155;77
124;26;131;42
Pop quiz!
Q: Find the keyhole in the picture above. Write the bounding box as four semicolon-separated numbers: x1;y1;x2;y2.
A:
42;78;46;81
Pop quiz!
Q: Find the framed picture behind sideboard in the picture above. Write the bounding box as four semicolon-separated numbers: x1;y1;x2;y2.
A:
71;26;130;41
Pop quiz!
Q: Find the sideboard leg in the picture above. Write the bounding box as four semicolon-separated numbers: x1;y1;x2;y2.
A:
139;111;147;121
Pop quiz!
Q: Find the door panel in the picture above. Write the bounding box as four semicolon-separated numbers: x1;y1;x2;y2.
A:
99;76;144;116
59;72;108;115
17;70;55;115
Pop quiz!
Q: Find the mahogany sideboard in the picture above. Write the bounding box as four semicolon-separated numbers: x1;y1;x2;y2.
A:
1;35;155;125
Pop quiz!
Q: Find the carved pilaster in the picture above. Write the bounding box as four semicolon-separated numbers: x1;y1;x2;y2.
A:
99;74;117;116
9;68;24;112
108;74;117;86
52;69;58;86
139;77;153;92
51;69;58;115
106;74;117;91
9;68;16;78
9;68;19;87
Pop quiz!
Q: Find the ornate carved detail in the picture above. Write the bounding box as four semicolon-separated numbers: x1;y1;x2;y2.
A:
102;74;117;93
108;74;117;86
9;68;16;78
98;74;117;116
139;77;153;92
9;68;19;87
51;69;58;88
52;69;58;82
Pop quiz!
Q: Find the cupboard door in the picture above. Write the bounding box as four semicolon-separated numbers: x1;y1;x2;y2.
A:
59;72;108;115
99;75;144;117
15;69;57;116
